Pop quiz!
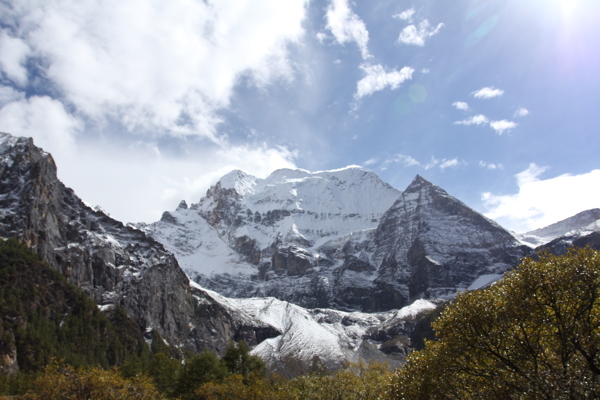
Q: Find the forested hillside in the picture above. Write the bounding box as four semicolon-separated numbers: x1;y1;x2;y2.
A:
0;238;154;392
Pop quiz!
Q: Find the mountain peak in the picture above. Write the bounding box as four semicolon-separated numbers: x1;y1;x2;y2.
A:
404;174;437;193
525;208;600;240
216;169;257;195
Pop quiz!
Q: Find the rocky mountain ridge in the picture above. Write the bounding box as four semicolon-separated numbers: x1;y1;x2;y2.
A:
518;208;600;247
0;132;278;356
142;165;531;312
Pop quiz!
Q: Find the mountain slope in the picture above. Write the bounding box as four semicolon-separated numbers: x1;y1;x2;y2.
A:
140;166;402;309
0;238;149;375
0;132;275;355
519;208;600;247
368;175;530;309
146;170;530;312
193;280;441;377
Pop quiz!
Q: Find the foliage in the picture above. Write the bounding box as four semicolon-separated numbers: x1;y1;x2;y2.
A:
194;359;393;400
19;362;162;400
221;342;266;381
174;351;228;400
0;238;150;394
391;247;600;399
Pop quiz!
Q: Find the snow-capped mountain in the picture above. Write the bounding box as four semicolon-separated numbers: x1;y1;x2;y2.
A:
519;209;600;247
142;168;530;312
0;132;442;373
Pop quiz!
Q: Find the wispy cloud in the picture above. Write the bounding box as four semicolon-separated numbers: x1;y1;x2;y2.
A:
454;114;489;125
363;158;378;166
514;108;529;117
440;159;462;170
354;64;414;99
472;87;504;99
479;161;504;170
452;101;469;111
393;8;415;22
326;0;371;59
490;120;517;134
380;154;464;171
483;164;600;232
398;20;444;46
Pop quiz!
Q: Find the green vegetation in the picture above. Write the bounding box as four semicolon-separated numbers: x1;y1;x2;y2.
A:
391;247;600;399
0;238;150;394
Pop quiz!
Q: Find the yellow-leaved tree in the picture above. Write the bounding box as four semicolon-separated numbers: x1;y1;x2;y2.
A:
391;247;600;399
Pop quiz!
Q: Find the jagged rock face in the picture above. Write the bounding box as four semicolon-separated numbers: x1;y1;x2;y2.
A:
0;133;275;355
367;175;531;309
140;167;402;310
144;168;530;312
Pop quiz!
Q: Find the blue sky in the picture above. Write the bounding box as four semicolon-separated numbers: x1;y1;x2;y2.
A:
0;0;598;232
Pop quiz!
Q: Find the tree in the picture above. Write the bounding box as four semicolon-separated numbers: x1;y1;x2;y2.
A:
222;342;266;381
391;247;600;399
174;351;228;400
148;352;180;396
20;362;162;400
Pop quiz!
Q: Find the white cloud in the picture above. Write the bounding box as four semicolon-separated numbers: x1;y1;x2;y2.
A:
454;114;489;125
1;0;309;141
316;32;327;43
452;101;469;111
0;96;82;157
472;87;504;99
0;0;310;224
479;161;504;170
398;20;444;46
326;0;371;59
421;68;430;74
354;64;414;100
56;140;298;224
439;159;461;170
490;120;517;134
0;32;31;86
363;158;378;166
515;107;529;117
381;154;463;171
393;8;415;22
482;164;600;232
0;86;24;106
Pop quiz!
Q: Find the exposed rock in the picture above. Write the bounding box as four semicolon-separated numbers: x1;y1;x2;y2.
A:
143;169;531;312
0;133;275;356
369;175;531;308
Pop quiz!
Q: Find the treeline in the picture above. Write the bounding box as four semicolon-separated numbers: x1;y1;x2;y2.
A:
2;238;600;399
4;356;394;400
